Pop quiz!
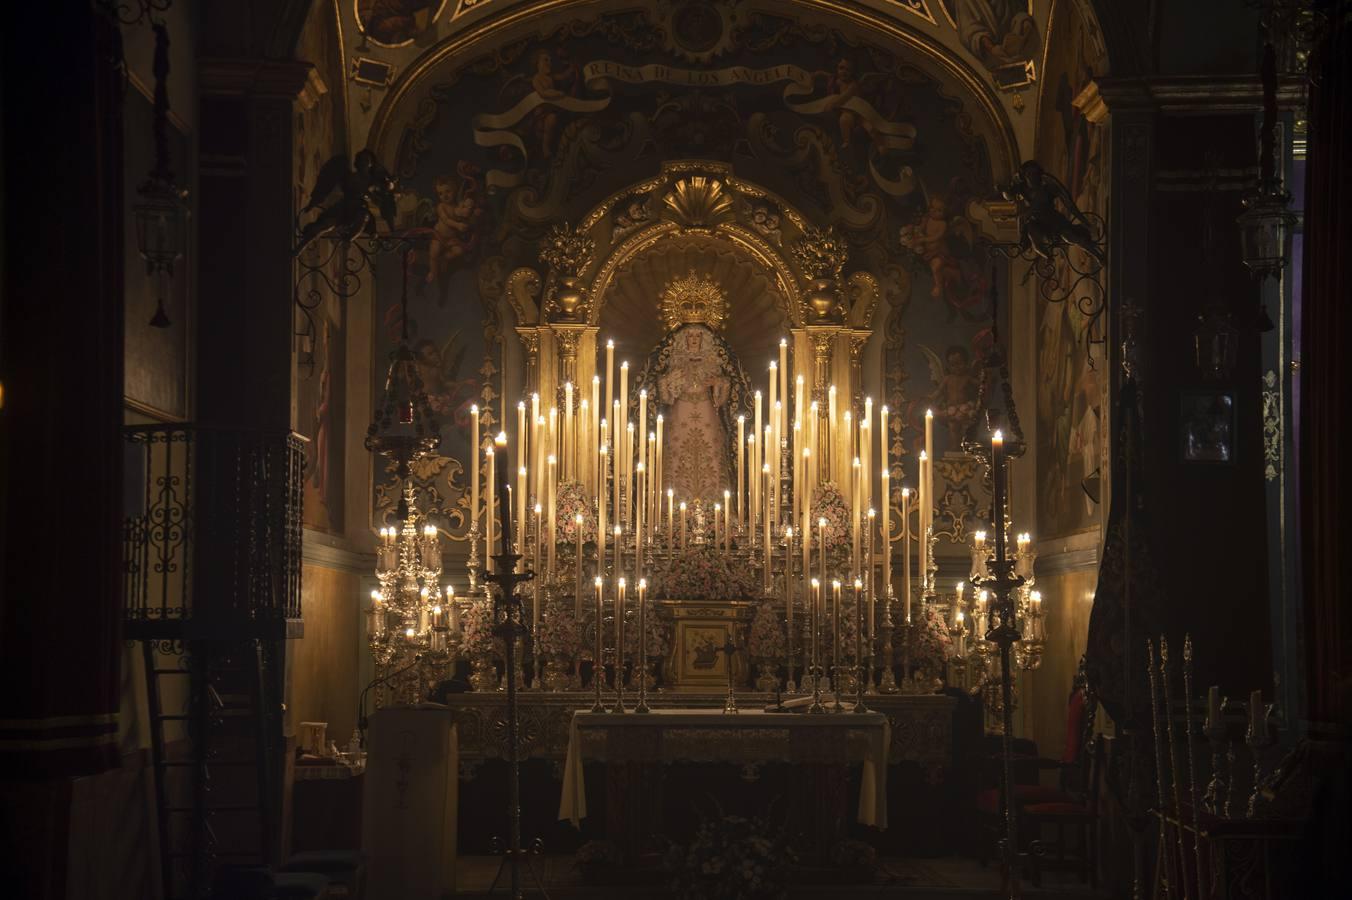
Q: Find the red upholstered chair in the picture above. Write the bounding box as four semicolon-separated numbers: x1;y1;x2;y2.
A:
1023;734;1103;886
971;665;1099;870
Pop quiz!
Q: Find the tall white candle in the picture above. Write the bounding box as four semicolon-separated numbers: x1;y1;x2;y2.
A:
592;375;601;487
655;414;664;524
753;392;763;528
901;487;912;622
881;467;891;599
564;381;574;480
547;454;557;578
605;340;615;426
597;443;608;576
517;465;527;554
470;404;481;539
737;414;746;530
778;338;789;422
485;446;495;574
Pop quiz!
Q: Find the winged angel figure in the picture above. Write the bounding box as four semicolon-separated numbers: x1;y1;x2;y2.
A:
294;149;397;256
1001;160;1105;266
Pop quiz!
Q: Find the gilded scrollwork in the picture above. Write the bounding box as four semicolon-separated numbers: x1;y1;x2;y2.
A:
1262;369;1281;482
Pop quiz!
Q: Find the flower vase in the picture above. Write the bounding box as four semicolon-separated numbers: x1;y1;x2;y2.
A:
755;663;779;693
469;656;499;692
543;657;572;692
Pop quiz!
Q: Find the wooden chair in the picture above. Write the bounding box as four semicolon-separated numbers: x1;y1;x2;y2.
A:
1023;734;1103;886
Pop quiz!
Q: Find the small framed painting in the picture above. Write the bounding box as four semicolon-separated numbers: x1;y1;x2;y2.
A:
1180;390;1235;464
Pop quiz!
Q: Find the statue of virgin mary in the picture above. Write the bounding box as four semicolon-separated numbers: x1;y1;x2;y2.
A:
633;274;752;504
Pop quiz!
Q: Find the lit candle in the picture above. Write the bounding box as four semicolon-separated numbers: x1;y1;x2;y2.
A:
369;590;386;637
862;397;873;510
768;362;778;448
680;502;688;551
785;525;795;641
955;610;966;657
992;430;1005;562
723;489;732;553
485;446;495;574
748;434;758;532
517;399;527;485
634;461;644;582
612;401;622;531
470;404;481;540
818;516;828;588
778;338;789;423
619;360;629;424
605;339;615;425
810;401;820;490
866;509;876;644
598;442;608;576
753;391;763;527
547;454;557;578
575;512;585;619
763;463;772;586
666;488;674;554
901;488;912;623
614;525;623;580
625;421;635;528
533;503;543;623
828;385;837;478
638;388;648;481
594;576;605;681
881;468;891;599
832;579;842;681
918;449;929;592
773;400;783;527
851;456;861;574
714;502;722;549
592;375;601;486
616;577;627;671
517;465;528;554
737;415;746;529
1016;532;1031;578
564;381;574;480
648;410;659;518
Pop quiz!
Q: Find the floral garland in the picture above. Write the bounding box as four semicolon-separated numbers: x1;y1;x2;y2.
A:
666;813;793;900
809;483;850;552
555;480;597;544
898;600;955;677
536;593;581;659
653;545;759;600
747;600;786;661
622;609;671;658
459;597;499;659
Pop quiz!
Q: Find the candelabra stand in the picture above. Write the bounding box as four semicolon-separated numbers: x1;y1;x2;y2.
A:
807;586;826;714
468;521;482;592
853;588;869;713
1246;715;1274;819
878;589;897;693
611;601;627;715
982;555;1025;898
800;613;814;695
1203;702;1228;814
635;586;650;714
897;620;922;695
482;490;548;900
590;581;605;713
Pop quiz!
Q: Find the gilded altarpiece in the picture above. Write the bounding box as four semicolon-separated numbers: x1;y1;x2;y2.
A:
369;4;1014;573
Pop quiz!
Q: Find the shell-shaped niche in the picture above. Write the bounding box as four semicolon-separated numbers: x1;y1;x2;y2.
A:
598;235;790;374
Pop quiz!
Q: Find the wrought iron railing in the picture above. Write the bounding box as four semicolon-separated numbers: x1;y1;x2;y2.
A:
123;424;305;627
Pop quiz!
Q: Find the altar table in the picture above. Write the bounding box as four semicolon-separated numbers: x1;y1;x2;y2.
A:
559;708;889;863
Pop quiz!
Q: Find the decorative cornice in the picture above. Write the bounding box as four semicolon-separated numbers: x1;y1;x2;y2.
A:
199;57;315;99
301;530;375;574
1093;74;1307;115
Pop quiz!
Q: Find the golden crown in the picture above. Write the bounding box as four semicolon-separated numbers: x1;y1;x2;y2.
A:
659;271;729;333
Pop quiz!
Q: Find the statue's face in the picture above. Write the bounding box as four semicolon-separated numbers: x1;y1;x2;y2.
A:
683;329;704;351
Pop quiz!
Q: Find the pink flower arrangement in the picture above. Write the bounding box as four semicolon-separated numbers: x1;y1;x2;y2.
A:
622;610;671;658
747;600;786;661
459;597;500;659
895;600;956;677
809;483;850;553
536;593;581;659
555;480;597;544
653;546;758;600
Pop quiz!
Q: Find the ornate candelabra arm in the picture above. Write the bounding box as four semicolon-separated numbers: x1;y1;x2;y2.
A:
879;586;897;694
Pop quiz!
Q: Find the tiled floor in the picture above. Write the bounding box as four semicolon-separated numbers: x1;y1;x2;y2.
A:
453;854;1108;898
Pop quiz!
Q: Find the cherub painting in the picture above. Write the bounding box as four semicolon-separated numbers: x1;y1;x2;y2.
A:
412;331;477;424
424;162;484;292
496;49;580;162
920;343;981;445
899;190;989;318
